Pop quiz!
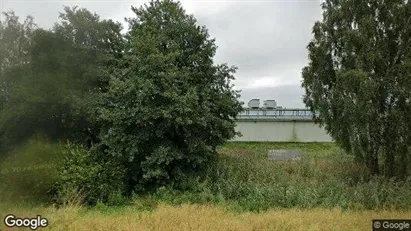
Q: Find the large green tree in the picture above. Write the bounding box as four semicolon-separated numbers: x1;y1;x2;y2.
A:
302;0;411;177
98;0;242;191
0;7;123;150
0;11;36;152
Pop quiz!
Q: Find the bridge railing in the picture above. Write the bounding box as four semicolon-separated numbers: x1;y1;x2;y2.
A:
237;108;316;120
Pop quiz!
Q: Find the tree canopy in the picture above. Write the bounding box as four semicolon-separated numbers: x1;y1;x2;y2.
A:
302;0;411;177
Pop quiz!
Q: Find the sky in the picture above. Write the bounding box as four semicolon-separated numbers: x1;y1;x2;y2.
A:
0;0;323;108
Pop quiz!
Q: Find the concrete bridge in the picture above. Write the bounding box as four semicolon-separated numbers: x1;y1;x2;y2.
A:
232;109;333;142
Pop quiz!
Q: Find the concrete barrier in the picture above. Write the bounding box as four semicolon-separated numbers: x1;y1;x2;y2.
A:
232;119;333;142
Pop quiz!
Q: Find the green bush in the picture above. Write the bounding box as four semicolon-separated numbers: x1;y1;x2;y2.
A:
53;143;126;205
0;136;66;203
107;190;129;206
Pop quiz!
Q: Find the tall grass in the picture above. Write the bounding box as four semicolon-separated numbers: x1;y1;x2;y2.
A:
1;203;410;231
152;142;411;212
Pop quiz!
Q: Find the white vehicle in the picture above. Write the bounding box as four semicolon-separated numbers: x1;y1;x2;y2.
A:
247;99;260;109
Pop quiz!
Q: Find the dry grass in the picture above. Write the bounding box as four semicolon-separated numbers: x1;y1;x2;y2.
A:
1;203;410;231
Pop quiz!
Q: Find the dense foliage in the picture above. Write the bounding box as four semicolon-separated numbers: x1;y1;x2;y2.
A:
0;12;36;152
302;0;411;177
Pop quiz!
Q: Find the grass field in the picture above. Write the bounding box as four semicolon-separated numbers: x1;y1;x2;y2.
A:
1;141;411;230
1;203;411;231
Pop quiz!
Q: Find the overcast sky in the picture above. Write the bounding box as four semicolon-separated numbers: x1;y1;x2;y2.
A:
1;0;323;108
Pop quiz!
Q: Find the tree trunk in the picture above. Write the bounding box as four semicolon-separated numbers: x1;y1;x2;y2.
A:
369;143;380;175
398;145;408;179
384;145;395;177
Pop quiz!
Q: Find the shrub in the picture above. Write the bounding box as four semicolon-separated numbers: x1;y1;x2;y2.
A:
55;186;86;207
53;143;126;205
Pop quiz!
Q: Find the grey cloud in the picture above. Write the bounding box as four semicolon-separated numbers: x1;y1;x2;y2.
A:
193;2;321;71
1;0;137;29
